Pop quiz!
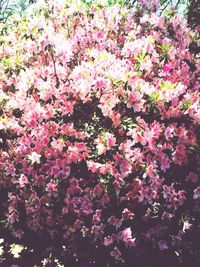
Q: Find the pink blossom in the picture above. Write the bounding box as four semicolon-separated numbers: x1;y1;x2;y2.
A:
93;183;105;198
194;186;200;199
104;236;113;246
108;216;123;230
96;143;106;155
51;138;64;152
122;208;134;219
140;0;147;5
0;1;199;264
92;209;102;224
164;127;174;140
19;174;29;187
7;212;19;224
162;184;175;199
105;132;116;149
186;172;198;183
46;179;58;197
121;227;136;247
163;63;173;72
110;247;122;261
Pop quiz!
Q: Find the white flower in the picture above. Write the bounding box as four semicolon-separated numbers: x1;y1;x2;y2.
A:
28;152;41;164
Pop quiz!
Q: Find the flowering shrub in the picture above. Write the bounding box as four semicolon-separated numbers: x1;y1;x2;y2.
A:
0;0;200;266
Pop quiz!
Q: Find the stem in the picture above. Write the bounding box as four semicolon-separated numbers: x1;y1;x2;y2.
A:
50;49;60;88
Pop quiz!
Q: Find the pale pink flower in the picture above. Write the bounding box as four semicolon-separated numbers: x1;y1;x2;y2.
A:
28;151;41;164
19;174;29;187
51;138;64;152
96;143;106;155
104;236;113;246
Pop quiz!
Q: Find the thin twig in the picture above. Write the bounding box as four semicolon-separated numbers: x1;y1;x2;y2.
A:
160;0;172;12
175;0;181;9
49;49;60;88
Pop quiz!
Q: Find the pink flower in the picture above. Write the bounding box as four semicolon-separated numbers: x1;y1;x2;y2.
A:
7;212;19;224
104;236;113;246
100;193;110;207
19;174;29;187
172;143;188;165
96;143;106;155
74;219;83;229
93;183;105;198
108;216;123;230
62;166;71;177
121;227;136;247
105;133;116;149
112;112;121;128
95;79;105;89
51;138;64;152
160;156;170;171
194;186;200;199
186;172;198;183
164;127;174;140
6;164;16;176
163;63;173;72
46;179;58;197
0;1;199;262
97;31;104;40
120;160;132;178
92;209;102;224
162;184;174;199
110;247;122;261
122;208;135;219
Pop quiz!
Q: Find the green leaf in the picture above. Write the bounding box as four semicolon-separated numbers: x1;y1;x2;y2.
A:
136;52;147;63
2;58;12;68
150;92;160;103
160;81;177;91
182;100;191;111
158;43;171;57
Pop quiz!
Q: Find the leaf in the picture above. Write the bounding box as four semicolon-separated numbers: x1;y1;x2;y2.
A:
2;58;12;68
160;81;177;91
150;92;160;103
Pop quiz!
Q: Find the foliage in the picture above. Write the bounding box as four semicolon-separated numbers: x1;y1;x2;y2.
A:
0;0;200;266
0;0;31;23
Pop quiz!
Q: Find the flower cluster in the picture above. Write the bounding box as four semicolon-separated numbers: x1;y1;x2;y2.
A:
0;0;199;266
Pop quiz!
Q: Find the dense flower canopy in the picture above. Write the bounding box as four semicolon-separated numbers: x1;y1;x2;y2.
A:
0;0;200;266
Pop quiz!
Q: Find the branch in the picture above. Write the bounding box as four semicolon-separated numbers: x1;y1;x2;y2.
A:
175;0;181;9
49;49;60;89
160;0;172;12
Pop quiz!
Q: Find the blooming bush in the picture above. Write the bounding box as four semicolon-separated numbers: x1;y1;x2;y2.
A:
0;0;200;266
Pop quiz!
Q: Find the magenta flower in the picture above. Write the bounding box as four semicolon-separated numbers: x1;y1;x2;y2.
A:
163;63;173;73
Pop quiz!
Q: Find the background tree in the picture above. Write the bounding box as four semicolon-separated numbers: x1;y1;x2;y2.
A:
1;0;200;30
188;0;200;29
0;0;35;24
